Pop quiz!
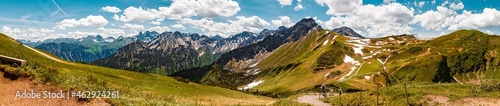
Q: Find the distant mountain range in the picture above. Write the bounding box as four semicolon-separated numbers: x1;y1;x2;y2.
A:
17;20;368;77
93;28;283;75
17;31;160;62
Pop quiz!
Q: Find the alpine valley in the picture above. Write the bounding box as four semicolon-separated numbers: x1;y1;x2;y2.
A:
4;18;500;105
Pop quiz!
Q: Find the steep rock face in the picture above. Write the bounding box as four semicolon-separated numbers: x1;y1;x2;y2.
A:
217;18;322;66
135;31;160;42
94;32;214;74
173;18;324;88
94;29;277;75
333;26;364;38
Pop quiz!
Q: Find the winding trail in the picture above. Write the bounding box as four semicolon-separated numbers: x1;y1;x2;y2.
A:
297;94;331;106
23;45;68;64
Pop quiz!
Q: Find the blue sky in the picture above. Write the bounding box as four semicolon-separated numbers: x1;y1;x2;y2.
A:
1;0;500;41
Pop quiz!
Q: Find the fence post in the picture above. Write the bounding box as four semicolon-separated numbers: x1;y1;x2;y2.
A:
404;82;409;105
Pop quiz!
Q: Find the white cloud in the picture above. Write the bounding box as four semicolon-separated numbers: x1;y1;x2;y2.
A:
120;23;145;31
150;21;161;25
56;19;79;29
171;23;186;30
101;6;122;13
272;16;293;27
449;2;464;10
79;15;109;26
448;8;500;30
150;18;164;25
113;0;240;22
68;31;98;38
1;26;59;41
195;0;240;17
113;7;159;22
412;6;456;31
277;0;292;6
323;3;415;37
1;26;21;36
413;5;500;32
229;16;270;31
383;0;395;4
294;2;304;11
148;26;171;33
56;15;108;30
97;27;126;36
418;1;426;7
432;0;436;5
28;28;54;33
314;0;362;16
181;16;270;37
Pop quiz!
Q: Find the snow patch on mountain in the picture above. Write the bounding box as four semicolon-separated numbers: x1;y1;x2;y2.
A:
249;62;259;68
239;80;264;90
352;44;364;56
364;76;371;80
104;39;114;42
344;55;360;65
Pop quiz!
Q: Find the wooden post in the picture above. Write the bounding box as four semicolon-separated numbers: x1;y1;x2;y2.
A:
376;85;379;106
404;82;409;105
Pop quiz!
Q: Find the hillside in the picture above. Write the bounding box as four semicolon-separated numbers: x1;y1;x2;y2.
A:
172;18;321;86
388;30;500;82
174;18;500;99
0;33;274;105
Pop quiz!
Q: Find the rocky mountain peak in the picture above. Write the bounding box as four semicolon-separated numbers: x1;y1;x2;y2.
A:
294;18;319;29
333;26;364;38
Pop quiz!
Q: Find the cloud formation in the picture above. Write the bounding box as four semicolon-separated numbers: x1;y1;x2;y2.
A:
180;16;269;37
101;6;122;13
56;15;108;30
272;16;293;27
112;0;240;22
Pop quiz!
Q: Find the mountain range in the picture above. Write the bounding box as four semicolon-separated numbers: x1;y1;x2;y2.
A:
15;18;500;95
18;31;160;62
92;28;282;75
6;17;500;105
169;18;500;95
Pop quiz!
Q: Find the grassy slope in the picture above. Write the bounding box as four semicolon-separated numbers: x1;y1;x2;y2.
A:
254;30;499;93
252;30;362;93
0;33;273;105
325;81;500;105
389;30;500;82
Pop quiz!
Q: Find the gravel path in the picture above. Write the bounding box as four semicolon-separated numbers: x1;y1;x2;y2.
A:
297;93;331;106
24;45;68;64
